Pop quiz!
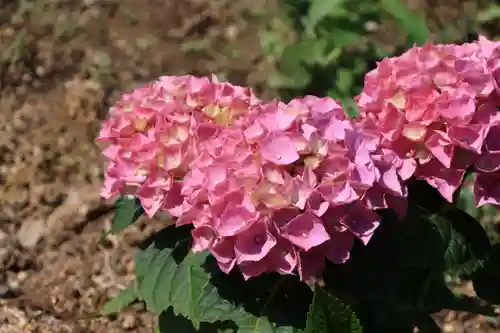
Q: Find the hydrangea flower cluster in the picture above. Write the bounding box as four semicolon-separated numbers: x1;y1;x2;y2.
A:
97;75;260;217
356;36;500;204
178;96;407;280
98;35;500;281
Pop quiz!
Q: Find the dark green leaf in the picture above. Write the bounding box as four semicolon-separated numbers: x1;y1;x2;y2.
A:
208;267;310;333
399;181;491;276
134;225;237;327
339;99;360;119
103;196;144;237
407;180;448;214
101;285;138;315
477;4;500;23
425;276;498;316
158;309;237;333
292;39;328;65
235;312;303;333
305;285;362;333
268;67;311;89
307;0;346;30
456;173;480;219
381;0;429;45
392;206;490;276
473;244;500;305
326;30;364;49
134;226;308;332
415;315;441;333
322;201;491;331
336;69;354;94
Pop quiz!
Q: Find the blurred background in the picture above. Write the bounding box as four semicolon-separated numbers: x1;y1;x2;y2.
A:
1;0;500;331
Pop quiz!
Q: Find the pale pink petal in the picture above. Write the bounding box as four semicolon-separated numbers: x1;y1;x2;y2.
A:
260;134;300;165
279;212;330;251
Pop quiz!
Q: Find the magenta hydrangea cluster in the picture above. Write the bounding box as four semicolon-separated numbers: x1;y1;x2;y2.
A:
98;36;500;281
178;96;408;280
356;36;500;204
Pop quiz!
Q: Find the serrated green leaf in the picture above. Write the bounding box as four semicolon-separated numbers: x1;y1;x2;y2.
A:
135;226;309;333
134;226;237;327
102;196;144;238
322;195;492;331
306;0;346;30
305;286;362;333
381;0;429;45
101;286;138;315
397;181;491;276
211;270;309;333
392;204;490;277
431;208;491;276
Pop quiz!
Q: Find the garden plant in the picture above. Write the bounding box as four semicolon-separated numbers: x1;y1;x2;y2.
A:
96;5;500;333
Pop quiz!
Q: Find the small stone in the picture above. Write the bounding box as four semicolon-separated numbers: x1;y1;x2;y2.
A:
0;283;9;297
121;314;137;330
17;218;46;249
0;229;8;245
17;271;28;283
7;278;20;292
442;323;455;333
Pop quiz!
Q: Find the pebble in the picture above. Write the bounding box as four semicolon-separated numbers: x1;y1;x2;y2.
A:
121;314;137;330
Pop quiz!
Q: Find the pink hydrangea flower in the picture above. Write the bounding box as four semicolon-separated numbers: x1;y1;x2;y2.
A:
181;96;406;281
356;36;500;203
97;75;260;217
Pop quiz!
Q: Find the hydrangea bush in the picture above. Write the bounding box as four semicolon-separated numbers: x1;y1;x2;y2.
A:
98;37;500;333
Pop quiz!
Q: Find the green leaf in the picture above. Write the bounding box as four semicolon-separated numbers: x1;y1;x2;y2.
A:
307;0;346;30
268;67;311;89
381;0;429;45
134;226;308;332
101;285;138;315
477;4;500;23
403;181;491;276
473;244;500;305
323;199;491;331
208;269;310;333
425;276;498;316
392;205;490;276
305;286;362;333
434;208;491;276
456;172;497;224
457;179;480;219
336;69;353;94
339;99;360;119
102;196;144;238
158;308;237;333
235;312;302;333
326;30;364;49
275;38;328;67
268;40;323;89
322;217;432;330
134;225;237;327
416;315;441;333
